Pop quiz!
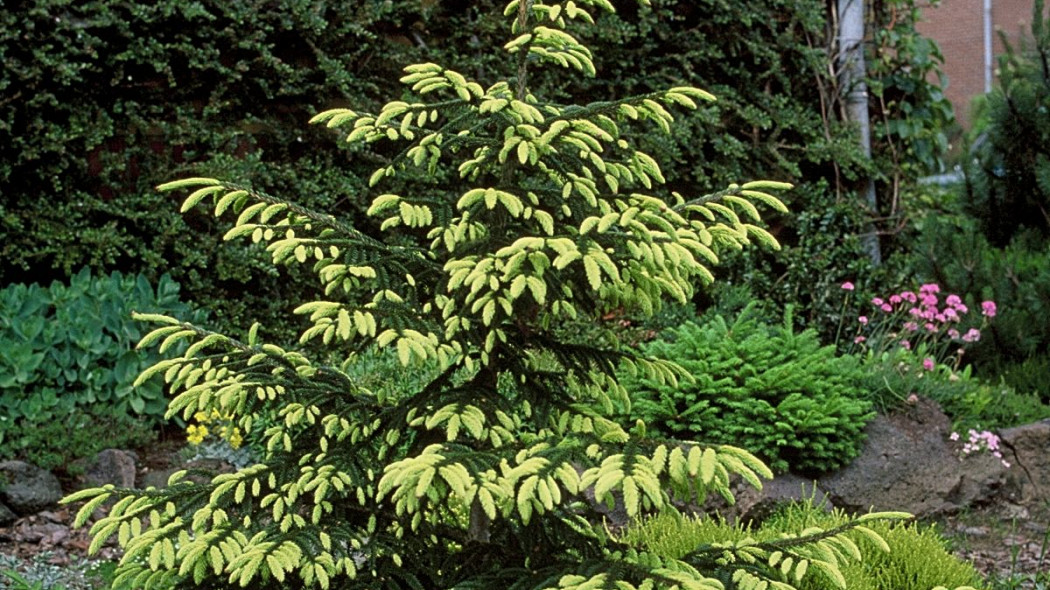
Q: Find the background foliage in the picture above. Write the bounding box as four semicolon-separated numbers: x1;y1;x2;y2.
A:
906;0;1050;398
1;0;950;347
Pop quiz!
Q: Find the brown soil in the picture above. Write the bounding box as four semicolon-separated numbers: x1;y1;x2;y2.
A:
933;501;1050;586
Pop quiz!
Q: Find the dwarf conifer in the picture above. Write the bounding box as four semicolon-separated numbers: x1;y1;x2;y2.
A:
66;2;908;589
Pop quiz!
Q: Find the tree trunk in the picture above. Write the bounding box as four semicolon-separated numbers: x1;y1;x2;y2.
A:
837;0;882;265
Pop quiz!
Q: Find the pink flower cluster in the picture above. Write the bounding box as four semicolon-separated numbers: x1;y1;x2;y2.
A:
950;429;1010;468
840;281;998;371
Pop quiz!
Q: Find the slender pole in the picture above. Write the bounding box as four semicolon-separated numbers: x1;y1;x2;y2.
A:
837;0;882;265
984;0;994;93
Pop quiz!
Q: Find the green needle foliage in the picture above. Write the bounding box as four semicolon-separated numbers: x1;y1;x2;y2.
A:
623;305;873;475
66;2;904;588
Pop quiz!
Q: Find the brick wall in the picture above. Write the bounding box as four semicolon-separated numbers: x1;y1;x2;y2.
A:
915;0;1047;128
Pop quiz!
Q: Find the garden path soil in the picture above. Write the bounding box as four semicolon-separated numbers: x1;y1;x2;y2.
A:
1;439;1047;585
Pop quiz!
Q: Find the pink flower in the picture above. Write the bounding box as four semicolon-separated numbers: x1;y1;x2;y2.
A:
921;294;939;307
858;316;869;325
900;291;917;303
880;303;893;313
872;297;884;306
906;393;919;404
889;294;902;305
981;301;997;317
948;328;960;339
956;303;968;313
841;282;855;291
949;431;960;441
962;328;981;343
900;340;911;350
903;321;918;332
946;294;962;307
920;283;941;294
854;335;867;344
923;357;935;371
943;308;959;321
909;308;922;317
925;322;938;332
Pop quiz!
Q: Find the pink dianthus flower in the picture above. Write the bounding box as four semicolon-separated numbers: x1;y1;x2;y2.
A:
981;300;997;317
841;281;855;291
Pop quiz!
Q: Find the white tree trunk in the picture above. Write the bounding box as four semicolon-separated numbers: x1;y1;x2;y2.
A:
837;0;882;265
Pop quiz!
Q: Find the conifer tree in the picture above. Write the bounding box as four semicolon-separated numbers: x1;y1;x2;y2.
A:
66;1;907;588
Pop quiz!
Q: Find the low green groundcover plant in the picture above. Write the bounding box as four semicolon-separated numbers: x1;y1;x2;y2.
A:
620;502;985;590
0;268;202;468
623;304;873;474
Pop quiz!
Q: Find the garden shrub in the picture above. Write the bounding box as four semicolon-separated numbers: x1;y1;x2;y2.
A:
0;269;201;469
623;304;873;474
621;501;985;590
66;2;908;589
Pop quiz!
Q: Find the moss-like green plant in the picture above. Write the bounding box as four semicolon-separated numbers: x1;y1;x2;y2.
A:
764;502;986;590
624;304;873;474
622;502;985;590
65;2;911;589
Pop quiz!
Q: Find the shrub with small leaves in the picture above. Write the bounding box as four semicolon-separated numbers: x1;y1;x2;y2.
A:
65;2;904;589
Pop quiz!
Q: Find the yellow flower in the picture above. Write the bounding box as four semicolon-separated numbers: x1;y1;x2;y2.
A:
193;411;209;423
228;428;243;449
186;424;208;445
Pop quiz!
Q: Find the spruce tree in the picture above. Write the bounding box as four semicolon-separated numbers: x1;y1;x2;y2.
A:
66;1;905;588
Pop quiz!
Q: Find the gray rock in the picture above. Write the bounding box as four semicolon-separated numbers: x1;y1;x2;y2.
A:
83;449;137;489
1000;419;1050;502
0;501;16;525
0;461;63;515
139;467;179;490
696;472;830;525
816;398;1015;517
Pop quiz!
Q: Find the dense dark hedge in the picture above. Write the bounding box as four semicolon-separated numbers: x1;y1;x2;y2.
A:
1;0;943;343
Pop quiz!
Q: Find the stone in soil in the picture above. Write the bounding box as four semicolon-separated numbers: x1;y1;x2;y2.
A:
0;460;63;515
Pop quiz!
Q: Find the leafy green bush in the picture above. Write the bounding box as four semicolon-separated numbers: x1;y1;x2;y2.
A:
0;269;202;461
621;502;985;590
623;305;873;474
